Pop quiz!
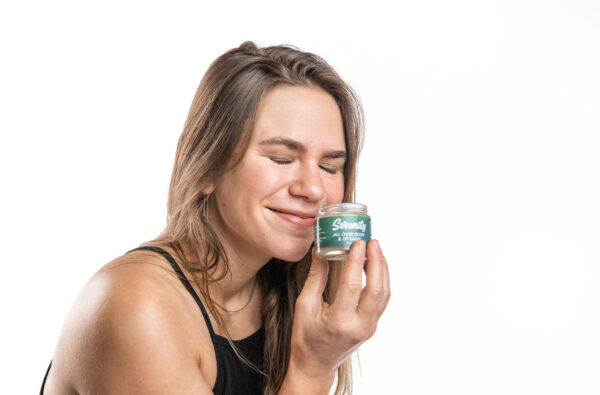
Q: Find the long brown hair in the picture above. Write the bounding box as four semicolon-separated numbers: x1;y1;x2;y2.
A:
148;41;365;394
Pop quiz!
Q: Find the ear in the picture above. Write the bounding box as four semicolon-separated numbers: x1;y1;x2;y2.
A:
201;181;216;195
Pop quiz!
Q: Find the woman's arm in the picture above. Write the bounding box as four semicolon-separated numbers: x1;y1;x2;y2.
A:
279;358;335;394
280;240;390;395
49;264;213;395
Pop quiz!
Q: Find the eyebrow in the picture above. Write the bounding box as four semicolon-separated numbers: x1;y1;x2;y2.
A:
259;137;347;159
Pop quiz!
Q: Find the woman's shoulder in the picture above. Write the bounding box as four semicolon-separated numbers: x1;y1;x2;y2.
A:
80;244;191;326
45;244;214;394
85;243;203;326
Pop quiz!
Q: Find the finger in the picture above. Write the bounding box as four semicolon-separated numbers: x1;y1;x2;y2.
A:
330;240;367;318
357;240;386;319
378;248;392;315
299;248;329;309
380;249;390;315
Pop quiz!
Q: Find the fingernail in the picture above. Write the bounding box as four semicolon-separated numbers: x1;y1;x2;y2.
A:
359;240;366;252
373;240;381;252
312;247;319;260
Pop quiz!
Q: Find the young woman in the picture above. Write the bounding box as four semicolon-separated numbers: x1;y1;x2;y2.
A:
41;41;390;395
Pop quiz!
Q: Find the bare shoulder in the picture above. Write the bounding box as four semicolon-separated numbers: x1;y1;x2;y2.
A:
44;250;213;395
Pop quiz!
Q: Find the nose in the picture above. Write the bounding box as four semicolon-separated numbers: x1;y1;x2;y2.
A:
289;161;326;202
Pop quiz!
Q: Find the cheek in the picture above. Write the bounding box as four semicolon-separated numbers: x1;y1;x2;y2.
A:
230;157;288;197
324;176;345;202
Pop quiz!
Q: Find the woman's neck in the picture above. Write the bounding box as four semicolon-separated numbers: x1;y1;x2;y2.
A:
177;238;266;313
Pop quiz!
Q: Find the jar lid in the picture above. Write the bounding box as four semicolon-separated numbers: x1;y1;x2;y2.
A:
317;203;368;216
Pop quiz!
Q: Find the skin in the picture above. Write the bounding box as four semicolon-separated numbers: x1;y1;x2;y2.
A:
43;85;390;394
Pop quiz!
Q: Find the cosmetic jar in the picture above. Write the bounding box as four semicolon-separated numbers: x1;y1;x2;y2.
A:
314;203;371;261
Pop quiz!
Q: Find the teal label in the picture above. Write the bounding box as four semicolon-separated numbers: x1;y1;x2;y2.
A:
315;214;371;249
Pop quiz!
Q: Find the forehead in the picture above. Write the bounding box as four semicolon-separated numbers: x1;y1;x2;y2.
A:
250;85;345;147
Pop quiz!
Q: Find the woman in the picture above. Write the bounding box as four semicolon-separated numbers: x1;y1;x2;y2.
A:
41;41;390;395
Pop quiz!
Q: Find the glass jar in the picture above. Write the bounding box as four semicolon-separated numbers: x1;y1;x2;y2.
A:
314;203;371;261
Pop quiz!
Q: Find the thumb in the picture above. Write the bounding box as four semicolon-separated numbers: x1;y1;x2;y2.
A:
300;248;329;303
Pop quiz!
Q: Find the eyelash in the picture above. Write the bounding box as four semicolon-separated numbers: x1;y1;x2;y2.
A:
269;157;340;175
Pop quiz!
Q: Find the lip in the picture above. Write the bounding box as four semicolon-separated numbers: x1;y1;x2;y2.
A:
267;207;315;228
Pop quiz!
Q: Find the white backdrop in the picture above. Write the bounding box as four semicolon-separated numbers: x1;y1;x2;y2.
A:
1;0;599;394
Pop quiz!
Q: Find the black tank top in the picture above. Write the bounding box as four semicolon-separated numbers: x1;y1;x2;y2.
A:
40;245;265;395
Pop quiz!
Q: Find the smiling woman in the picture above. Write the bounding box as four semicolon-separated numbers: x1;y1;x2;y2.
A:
209;85;347;261
40;41;390;395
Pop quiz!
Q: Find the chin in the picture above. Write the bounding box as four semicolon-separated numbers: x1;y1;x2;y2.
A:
272;240;313;262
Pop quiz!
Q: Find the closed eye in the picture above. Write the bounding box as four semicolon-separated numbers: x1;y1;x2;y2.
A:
269;156;292;165
270;156;343;174
320;165;340;174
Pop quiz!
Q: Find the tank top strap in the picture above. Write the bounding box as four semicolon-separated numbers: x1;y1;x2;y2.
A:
125;246;217;338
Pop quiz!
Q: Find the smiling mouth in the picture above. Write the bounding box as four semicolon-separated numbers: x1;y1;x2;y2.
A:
267;208;316;228
268;208;313;219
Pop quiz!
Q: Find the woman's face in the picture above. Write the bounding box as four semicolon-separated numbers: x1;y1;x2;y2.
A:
208;85;346;263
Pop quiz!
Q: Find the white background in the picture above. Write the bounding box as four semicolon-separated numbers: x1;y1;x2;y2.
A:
1;0;599;394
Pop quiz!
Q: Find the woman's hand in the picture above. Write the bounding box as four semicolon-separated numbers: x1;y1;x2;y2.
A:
283;239;391;392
